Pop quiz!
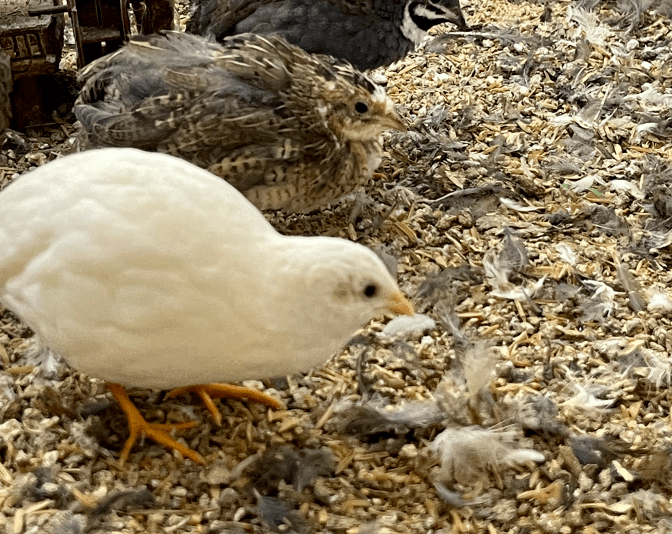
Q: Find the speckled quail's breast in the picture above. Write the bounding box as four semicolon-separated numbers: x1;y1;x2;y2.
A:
186;0;468;71
74;32;406;213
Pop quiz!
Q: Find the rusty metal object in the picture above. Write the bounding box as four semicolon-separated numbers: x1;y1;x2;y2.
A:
0;0;174;129
68;0;131;67
0;51;11;139
0;0;65;79
134;0;174;35
0;0;65;128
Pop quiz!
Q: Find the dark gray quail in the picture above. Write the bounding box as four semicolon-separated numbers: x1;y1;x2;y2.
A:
74;31;406;212
186;0;468;71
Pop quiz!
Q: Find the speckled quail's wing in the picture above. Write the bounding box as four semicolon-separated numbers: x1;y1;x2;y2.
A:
75;33;289;151
204;138;366;212
164;90;363;212
75;33;360;212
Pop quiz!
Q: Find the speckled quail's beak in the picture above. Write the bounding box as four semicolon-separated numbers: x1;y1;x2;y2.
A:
388;291;415;316
381;109;408;132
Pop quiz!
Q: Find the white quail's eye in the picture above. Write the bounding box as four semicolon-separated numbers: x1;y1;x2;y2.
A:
355;102;369;114
363;284;378;298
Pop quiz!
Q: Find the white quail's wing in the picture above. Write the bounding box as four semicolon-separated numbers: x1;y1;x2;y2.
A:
0;149;409;389
0;149;287;389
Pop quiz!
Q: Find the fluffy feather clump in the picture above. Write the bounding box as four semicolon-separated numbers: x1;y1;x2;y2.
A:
429;425;545;488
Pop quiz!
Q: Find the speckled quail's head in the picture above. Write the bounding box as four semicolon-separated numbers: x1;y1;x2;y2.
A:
186;0;468;70
75;31;406;213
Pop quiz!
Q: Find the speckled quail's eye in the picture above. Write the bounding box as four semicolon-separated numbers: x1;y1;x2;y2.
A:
363;283;378;298
355;102;369;114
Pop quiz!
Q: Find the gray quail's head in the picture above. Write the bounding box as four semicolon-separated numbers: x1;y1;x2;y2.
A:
186;0;468;70
405;0;468;35
75;32;406;213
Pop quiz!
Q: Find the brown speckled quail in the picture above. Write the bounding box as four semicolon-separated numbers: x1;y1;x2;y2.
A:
186;0;468;71
74;31;406;212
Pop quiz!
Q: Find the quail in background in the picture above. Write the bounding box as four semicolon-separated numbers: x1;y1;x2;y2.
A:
186;0;469;71
75;32;406;213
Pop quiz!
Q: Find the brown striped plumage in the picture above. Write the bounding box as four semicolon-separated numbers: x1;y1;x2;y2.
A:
75;32;405;212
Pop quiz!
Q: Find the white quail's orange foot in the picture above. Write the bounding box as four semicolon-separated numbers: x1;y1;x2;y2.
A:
167;384;285;426
108;384;205;465
75;32;406;213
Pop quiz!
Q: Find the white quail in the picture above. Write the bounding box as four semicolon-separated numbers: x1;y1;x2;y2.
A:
0;148;414;464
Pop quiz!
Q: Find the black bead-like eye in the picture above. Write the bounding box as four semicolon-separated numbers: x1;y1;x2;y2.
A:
363;284;377;298
355;102;369;114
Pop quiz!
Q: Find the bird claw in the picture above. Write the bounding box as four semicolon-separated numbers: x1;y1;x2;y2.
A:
167;383;285;426
108;384;205;465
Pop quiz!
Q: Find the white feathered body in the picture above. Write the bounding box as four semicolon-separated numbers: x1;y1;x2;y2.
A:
0;148;399;389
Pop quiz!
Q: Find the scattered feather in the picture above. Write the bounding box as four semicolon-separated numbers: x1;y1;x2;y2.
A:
580;280;618;320
641;351;672;389
560;382;614;417
564;174;605;193
647;287;672;314
335;398;445;436
625;87;672;107
381;313;436;337
246;445;335;493
461;341;497;394
507;394;569;437
483;249;512;291
434;299;471;353
500;227;529;273
491;276;546;301
415;265;481;302
92;488;155;516
429;425;545;487
255;491;309;534
556;243;577;265
609;179;645;198
567;7;613;48
498;197;540;212
615;263;646;312
626;490;672;517
429;185;505;215
568;435;642;468
433;482;489;506
45;511;87;534
0;374;16;403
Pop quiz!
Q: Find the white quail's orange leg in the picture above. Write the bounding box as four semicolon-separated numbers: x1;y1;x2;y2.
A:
166;384;285;426
108;383;205;465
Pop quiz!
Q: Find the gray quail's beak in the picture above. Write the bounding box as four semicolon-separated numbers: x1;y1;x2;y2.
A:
440;2;469;30
388;291;414;316
427;0;469;31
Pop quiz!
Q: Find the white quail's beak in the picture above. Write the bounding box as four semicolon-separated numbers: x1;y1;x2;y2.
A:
388;291;414;316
